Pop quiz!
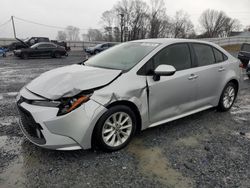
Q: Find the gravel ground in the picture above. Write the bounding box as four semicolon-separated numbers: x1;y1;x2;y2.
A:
0;52;250;188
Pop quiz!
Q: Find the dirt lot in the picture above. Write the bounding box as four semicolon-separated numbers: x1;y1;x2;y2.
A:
0;52;250;188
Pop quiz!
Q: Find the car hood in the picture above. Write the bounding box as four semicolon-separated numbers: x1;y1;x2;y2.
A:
26;64;121;100
86;47;94;50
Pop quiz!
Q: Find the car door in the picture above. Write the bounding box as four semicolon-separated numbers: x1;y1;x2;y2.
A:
101;44;109;51
33;44;48;57
45;44;56;56
190;43;226;107
146;43;198;124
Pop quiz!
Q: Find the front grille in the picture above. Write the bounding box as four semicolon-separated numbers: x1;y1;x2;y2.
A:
17;100;46;145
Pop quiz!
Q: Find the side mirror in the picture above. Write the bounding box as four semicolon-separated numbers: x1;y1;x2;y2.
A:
153;65;176;81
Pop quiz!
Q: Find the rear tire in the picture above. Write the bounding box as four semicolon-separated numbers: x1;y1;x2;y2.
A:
93;105;136;152
54;52;61;58
217;82;237;111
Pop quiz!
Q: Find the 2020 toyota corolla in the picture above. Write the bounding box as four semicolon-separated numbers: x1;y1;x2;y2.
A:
17;39;240;151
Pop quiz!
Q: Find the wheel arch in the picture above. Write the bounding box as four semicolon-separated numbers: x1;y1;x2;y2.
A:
90;100;142;149
227;79;239;94
105;100;142;134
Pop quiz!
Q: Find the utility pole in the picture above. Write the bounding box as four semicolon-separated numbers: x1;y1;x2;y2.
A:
119;13;124;42
11;16;16;39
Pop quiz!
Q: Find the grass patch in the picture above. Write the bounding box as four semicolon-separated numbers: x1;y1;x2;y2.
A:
222;44;241;52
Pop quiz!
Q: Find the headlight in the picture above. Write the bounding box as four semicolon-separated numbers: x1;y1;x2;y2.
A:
30;100;61;107
57;95;91;116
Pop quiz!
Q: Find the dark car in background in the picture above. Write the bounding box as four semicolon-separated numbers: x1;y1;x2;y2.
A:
14;42;67;59
238;43;250;68
51;40;71;51
85;42;117;55
8;37;50;51
246;63;250;79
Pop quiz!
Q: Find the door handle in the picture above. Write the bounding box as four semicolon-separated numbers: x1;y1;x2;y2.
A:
188;74;198;80
218;67;225;72
193;75;199;79
188;75;194;80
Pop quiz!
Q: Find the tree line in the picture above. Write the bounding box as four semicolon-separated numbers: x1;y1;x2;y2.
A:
57;0;248;42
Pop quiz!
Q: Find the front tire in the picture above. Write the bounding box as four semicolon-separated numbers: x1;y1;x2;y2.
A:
217;82;237;111
21;53;28;59
94;50;99;55
93;105;136;152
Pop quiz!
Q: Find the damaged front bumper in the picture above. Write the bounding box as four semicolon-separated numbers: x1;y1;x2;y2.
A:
17;88;107;150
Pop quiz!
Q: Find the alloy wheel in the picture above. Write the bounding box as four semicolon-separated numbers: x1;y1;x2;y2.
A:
102;112;132;147
223;85;235;109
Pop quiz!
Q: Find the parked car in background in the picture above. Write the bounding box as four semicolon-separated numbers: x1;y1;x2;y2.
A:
0;47;7;57
8;37;50;51
247;63;250;79
238;43;250;68
14;42;67;59
85;42;117;55
17;39;240;152
51;40;71;51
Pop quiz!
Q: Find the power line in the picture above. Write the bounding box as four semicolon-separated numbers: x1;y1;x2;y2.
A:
0;18;11;28
13;16;89;31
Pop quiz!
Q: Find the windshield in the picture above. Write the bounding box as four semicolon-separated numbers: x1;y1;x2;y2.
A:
30;43;40;48
85;42;159;70
95;44;103;48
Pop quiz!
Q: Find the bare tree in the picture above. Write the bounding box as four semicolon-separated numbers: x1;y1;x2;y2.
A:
101;10;115;41
113;27;120;42
171;11;194;38
101;0;170;40
56;31;67;41
126;0;149;40
199;9;241;38
86;29;103;41
148;0;168;38
113;0;134;41
65;26;80;41
222;18;241;37
244;26;250;32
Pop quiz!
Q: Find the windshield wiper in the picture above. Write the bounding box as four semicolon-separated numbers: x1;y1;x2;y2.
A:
77;58;88;65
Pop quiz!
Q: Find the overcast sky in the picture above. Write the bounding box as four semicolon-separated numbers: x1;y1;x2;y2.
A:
0;0;249;39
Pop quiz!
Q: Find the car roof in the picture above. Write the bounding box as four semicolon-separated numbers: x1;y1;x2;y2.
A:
131;38;216;46
36;42;55;44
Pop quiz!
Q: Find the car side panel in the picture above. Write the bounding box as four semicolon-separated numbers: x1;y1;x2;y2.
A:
91;73;149;130
146;69;197;124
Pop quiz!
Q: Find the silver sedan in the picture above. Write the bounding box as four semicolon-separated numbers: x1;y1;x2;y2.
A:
17;39;240;151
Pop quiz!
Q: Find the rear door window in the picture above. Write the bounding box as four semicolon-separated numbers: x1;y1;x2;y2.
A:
102;44;108;48
37;44;47;49
213;48;224;63
45;44;56;48
193;44;215;66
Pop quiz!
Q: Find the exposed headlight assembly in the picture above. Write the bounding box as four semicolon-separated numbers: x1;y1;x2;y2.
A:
26;92;92;116
57;94;91;116
30;100;61;107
